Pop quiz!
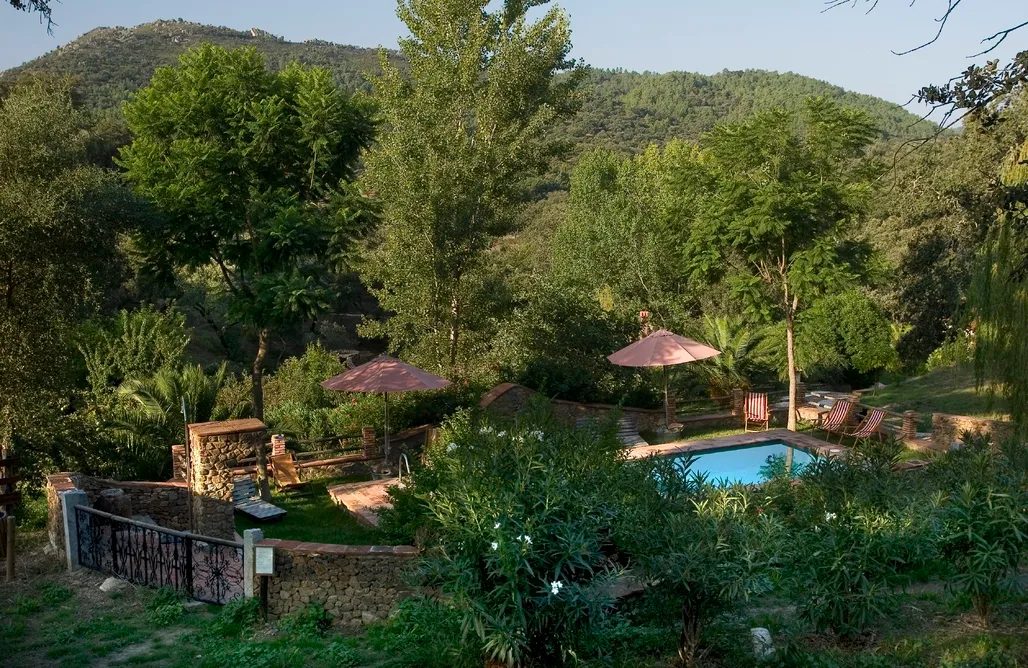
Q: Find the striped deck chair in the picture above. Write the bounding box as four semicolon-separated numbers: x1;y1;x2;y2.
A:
816;400;852;440
838;408;887;443
744;392;770;432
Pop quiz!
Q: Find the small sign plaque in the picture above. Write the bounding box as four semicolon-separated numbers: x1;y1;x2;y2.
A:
254;546;276;576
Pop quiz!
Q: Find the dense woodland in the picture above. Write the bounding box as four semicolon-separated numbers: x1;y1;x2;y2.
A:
0;15;1024;483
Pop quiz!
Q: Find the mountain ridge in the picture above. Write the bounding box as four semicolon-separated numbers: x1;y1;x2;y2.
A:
2;19;932;155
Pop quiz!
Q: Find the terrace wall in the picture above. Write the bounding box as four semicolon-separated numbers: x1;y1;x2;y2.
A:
931;413;1015;450
256;539;417;628
480;383;666;431
44;472;190;556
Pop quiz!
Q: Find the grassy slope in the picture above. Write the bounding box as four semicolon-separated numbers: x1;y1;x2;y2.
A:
860;365;1009;420
234;476;388;545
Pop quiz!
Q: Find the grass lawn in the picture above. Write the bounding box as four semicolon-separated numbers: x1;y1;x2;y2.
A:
641;423;746;445
860;364;1009;421
235;475;390;545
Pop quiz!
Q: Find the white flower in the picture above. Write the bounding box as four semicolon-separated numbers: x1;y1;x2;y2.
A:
530;430;545;441
550;580;564;595
491;542;498;551
497;430;507;437
447;442;458;452
519;534;532;545
494;522;501;529
479;426;493;434
825;512;837;522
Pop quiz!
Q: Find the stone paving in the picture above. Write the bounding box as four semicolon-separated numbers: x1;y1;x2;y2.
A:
627;428;847;460
327;478;403;527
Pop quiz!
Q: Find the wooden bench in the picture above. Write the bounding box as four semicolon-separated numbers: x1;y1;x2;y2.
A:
232;476;287;522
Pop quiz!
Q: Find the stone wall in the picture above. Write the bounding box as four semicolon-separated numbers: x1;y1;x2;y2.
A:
480;383;665;432
257;539;417;628
45;472;191;557
932;413;1015;450
189;419;268;540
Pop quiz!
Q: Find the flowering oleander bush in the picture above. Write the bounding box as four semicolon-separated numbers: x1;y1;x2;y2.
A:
388;406;637;666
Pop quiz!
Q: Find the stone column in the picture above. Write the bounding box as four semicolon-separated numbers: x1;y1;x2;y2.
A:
795;382;807;407
902;411;918;441
271;434;287;458
731;389;745;416
243;528;264;598
170;445;187;481
188;419;268;540
60;490;89;572
362;427;378;458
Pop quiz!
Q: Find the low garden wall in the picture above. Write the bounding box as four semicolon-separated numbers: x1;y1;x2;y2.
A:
480;383;666;432
931;413;1015;450
256;538;417;628
45;472;191;556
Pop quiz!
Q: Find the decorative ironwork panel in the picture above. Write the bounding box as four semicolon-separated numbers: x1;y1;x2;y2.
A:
74;506;243;605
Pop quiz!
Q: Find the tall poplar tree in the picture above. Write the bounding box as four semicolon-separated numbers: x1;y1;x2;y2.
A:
360;0;583;373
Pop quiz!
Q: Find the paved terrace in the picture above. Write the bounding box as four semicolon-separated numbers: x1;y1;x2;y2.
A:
627;428;846;460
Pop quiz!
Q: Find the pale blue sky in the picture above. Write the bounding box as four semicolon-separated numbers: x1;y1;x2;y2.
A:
1;1;1024;110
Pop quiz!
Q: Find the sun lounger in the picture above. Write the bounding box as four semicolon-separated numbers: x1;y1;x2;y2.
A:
817;400;853;440
837;407;887;443
269;453;311;493
744;392;770;432
231;476;286;522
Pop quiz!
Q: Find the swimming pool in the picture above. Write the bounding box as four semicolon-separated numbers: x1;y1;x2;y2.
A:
668;441;815;485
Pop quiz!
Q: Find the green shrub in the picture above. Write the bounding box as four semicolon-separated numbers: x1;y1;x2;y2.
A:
938;482;1028;622
277;603;332;638
39;583;73;606
938;635;1019;668
207;597;261;638
365;597;480;668
262;342;345;412
409;408;633;666
147;586;185;626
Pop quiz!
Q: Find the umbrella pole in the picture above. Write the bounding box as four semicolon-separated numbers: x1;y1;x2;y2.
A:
383;392;390;460
663;364;670;428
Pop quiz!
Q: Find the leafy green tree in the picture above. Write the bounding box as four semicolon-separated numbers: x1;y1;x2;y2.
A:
693;315;768;396
360;0;583;373
119;44;376;422
687;98;879;429
7;0;53;30
78;306;191;404
0;77;140;451
797;291;900;382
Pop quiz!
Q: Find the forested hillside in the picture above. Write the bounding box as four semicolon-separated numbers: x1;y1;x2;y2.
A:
2;19;931;157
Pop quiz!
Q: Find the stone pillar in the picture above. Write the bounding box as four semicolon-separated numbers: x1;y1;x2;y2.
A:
847;393;862;425
795;382;807;407
60;490;88;572
271;434;287;458
667;396;678;422
170;445;187;481
731;389;745;416
188;419;268;540
902;411;918;441
243;528;264;598
362;427;378;458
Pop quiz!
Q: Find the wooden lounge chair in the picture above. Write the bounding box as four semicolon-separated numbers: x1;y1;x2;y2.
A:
231;476;287;522
269;453;311;494
744;392;770;432
837;407;887;443
816;400;853;440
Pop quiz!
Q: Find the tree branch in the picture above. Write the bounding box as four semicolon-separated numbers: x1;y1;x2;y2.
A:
972;20;1028;57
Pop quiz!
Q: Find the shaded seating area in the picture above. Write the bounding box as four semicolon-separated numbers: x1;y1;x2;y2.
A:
231;476;287;522
744;392;770;432
837;407;887;443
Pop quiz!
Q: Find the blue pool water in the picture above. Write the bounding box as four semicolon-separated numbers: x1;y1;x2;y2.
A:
669;441;815;485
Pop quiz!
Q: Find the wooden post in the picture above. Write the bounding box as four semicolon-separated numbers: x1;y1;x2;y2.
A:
731;389;745;417
5;515;14;583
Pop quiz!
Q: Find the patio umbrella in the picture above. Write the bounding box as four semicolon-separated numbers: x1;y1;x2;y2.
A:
608;329;721;427
320;355;451;455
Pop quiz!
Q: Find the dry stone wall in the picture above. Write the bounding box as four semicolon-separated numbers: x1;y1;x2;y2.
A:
932;413;1015;450
257;539;416;628
188;419;267;540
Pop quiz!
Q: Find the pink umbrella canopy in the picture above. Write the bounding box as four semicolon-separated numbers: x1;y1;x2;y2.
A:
609;329;721;428
320;355;451;393
608;329;721;367
321;355;451;455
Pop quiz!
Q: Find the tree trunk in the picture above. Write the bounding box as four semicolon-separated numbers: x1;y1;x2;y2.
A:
252;327;271;501
448;292;460;369
786;305;798;432
678;604;702;667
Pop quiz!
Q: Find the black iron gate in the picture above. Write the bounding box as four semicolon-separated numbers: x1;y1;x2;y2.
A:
75;506;244;605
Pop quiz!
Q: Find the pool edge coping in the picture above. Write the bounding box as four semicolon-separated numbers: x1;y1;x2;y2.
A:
627;428;846;461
